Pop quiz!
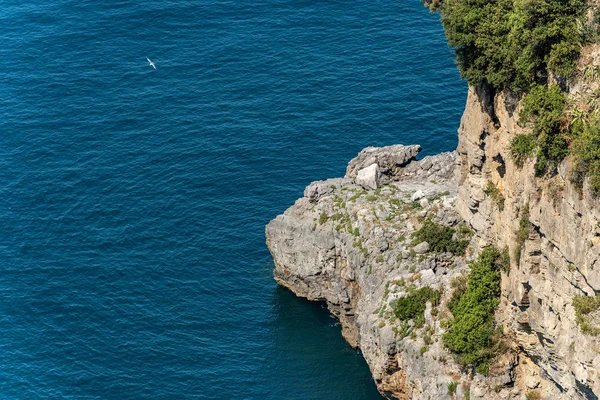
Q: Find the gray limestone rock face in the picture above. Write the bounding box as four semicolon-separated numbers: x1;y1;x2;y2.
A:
411;190;424;201
346;144;421;180
413;241;430;254
355;163;380;190
266;146;489;399
304;178;352;203
455;65;600;399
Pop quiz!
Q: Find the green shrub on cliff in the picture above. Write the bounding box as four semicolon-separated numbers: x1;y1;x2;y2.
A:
423;0;589;181
423;0;600;192
514;205;531;265
319;212;328;225
443;247;506;375
571;118;600;194
424;0;586;91
485;181;505;211
411;219;469;255
573;293;600;335
392;286;441;327
519;84;569;175
510;134;536;168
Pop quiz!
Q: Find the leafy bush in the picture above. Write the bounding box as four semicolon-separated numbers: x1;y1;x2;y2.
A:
447;274;468;312
514;206;531;265
571;118;600;195
520;84;569;175
573;294;600;335
519;85;565;138
443;247;507;375
547;41;580;77
412;219;469;255
425;0;585;91
447;381;458;396
510;134;536;168
392;286;441;327
485;181;505;211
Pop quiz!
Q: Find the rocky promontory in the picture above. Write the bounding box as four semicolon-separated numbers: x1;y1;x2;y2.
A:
266;145;524;399
266;1;600;398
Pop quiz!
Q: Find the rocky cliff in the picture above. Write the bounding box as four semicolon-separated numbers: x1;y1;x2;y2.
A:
267;145;520;399
455;47;600;398
265;45;600;400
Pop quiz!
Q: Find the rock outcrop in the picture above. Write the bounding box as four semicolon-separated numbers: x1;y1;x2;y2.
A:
455;71;600;398
267;146;522;399
265;51;600;400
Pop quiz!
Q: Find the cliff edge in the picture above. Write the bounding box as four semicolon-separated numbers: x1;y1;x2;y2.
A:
266;8;600;399
267;146;527;399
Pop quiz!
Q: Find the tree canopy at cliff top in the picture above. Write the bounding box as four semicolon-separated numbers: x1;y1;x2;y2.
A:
426;0;586;91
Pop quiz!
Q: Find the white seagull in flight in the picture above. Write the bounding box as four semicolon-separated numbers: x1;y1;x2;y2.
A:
146;57;156;70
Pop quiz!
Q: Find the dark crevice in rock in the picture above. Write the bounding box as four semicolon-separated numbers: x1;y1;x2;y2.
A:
518;322;532;333
493;153;506;178
479;130;489;149
475;81;500;128
518;282;532;310
576;380;599;400
536;364;567;393
503;89;520;117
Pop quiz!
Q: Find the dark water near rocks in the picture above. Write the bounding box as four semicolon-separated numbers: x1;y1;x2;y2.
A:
0;1;465;398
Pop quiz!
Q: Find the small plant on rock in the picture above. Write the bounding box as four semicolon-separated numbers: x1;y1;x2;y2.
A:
411;219;469;255
573;294;600;336
447;381;457;396
510;134;536;168
514;206;531;265
485;181;505;211
525;390;541;400
319;212;329;225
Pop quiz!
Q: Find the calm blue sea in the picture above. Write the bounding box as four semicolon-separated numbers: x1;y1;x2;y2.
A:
0;1;465;398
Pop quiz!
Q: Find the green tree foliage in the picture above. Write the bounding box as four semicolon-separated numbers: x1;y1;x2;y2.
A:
571;118;600;194
424;0;596;185
392;286;441;327
411;219;470;255
426;0;586;91
510;134;536;168
519;84;569;175
443;247;507;375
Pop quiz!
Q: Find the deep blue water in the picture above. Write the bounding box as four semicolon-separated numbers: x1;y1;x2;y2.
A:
0;1;465;398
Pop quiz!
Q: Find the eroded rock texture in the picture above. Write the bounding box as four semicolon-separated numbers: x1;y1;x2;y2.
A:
457;78;600;399
267;147;523;399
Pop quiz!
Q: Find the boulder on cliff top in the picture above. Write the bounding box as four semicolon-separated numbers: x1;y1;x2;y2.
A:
345;144;421;179
355;163;380;190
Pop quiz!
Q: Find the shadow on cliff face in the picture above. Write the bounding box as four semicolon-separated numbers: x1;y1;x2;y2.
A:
475;81;501;127
264;285;383;399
